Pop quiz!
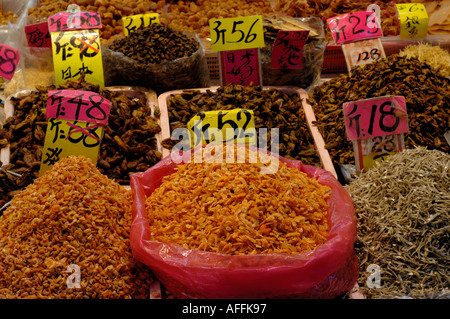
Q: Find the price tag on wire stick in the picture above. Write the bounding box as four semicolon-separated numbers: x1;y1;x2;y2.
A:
187;109;257;148
25;22;51;48
327;11;383;44
343;96;409;140
270;30;309;69
341;38;386;71
0;44;20;81
39;90;111;176
219;48;262;86
353;133;406;172
209;15;265;52
122;13;160;36
396;3;428;39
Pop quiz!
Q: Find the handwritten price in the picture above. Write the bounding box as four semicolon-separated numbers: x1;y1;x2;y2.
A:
48;11;102;32
343;96;409;140
327;11;382;44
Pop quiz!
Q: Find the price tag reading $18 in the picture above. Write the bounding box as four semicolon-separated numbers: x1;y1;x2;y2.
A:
396;3;428;39
49;10;104;88
39;90;111;176
343;96;409;172
209;15;265;52
122;13;159;36
187;109;257;148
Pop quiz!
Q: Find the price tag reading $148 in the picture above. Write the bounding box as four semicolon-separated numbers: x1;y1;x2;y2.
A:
343;96;409;171
39;89;111;176
49;10;104;88
187;109;257;148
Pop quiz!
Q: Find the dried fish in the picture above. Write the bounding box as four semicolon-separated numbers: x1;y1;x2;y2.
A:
345;147;450;299
309;55;450;165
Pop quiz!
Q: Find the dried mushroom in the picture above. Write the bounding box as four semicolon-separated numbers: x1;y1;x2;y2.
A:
0;76;162;210
309;55;450;165
162;83;321;166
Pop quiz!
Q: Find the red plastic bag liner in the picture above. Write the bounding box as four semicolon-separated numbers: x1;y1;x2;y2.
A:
130;145;358;299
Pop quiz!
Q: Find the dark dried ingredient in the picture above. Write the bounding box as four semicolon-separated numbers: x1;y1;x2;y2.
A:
309;55;450;165
162;83;321;166
345;147;450;299
109;23;199;65
0;76;162;209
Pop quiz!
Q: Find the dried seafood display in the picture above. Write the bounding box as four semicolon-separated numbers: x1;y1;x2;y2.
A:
0;76;163;210
0;156;154;298
162;83;321;166
345;147;449;299
146;146;331;255
399;42;450;78
308;55;450;165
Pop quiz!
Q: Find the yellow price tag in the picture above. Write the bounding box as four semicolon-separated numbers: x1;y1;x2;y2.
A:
209;15;265;52
122;13;160;36
396;3;428;39
39;118;104;176
51;29;104;88
187;109;257;148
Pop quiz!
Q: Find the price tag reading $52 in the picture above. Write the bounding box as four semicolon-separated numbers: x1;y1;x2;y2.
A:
187;109;257;148
39;89;111;176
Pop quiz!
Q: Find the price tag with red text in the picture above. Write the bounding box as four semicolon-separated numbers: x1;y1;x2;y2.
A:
270;30;309;69
39;90;110;175
219;48;262;86
327;11;382;44
122;13;159;36
342;38;386;71
0;44;20;81
25;22;51;48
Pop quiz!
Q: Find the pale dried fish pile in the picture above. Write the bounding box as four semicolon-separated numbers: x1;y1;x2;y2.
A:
345;147;449;299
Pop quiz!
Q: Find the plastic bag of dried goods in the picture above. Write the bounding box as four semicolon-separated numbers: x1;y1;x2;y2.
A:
130;145;358;299
101;26;210;94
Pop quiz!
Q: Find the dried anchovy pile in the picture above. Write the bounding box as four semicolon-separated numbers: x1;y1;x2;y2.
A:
162;83;321;166
109;23;199;65
0;76;162;210
0;156;154;298
345;147;449;299
309;55;450;165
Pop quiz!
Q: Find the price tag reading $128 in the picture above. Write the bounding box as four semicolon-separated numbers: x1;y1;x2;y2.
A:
341;37;386;71
187;109;257;148
39;89;111;176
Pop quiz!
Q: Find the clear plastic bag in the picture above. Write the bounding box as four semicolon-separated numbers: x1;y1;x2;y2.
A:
129;145;358;299
102;32;210;93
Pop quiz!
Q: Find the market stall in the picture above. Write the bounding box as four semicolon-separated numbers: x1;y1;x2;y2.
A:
0;0;449;300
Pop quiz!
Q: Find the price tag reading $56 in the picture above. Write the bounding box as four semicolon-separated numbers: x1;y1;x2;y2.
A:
209;15;265;52
187;109;257;148
39;90;111;176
